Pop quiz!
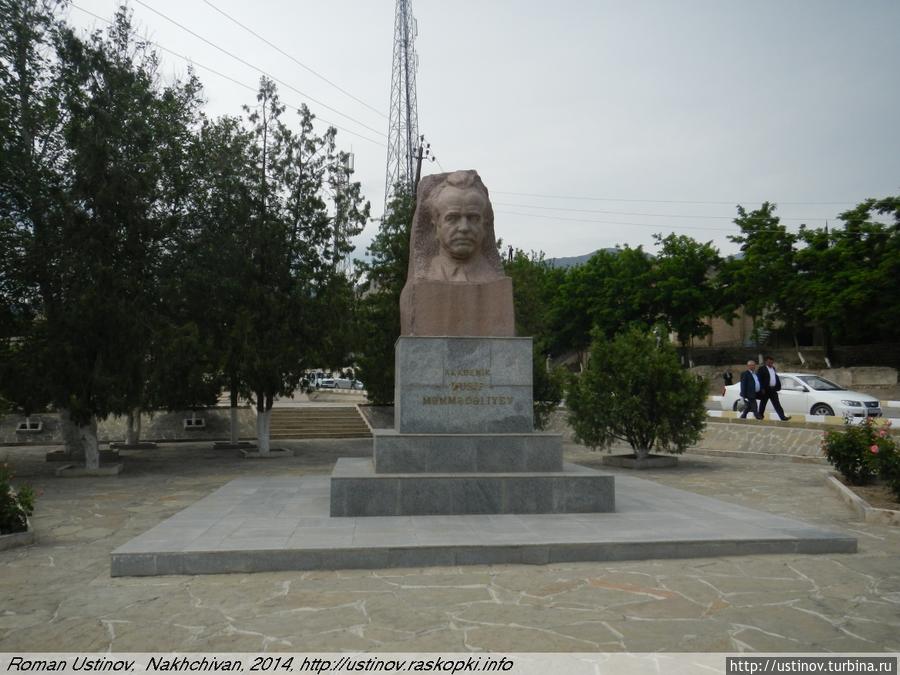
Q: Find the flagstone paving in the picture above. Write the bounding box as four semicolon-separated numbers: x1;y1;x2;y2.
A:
1;440;898;652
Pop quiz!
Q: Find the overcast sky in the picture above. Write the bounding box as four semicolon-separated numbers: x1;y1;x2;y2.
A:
66;0;900;260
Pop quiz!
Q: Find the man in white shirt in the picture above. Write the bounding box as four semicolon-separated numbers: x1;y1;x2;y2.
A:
757;355;791;421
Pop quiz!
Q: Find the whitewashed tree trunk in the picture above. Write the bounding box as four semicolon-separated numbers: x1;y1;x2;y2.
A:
256;410;271;453
59;408;83;457
634;446;651;461
230;406;239;445
126;408;141;445
80;418;100;470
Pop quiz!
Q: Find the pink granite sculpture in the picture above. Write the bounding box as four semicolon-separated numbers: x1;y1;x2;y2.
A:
400;170;515;336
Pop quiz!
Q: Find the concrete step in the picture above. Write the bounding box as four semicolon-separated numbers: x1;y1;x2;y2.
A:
273;427;370;435
268;406;371;440
330;458;614;517
270;432;371;440
270;414;367;420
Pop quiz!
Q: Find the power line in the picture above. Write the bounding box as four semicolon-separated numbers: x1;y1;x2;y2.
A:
492;201;829;222
201;0;387;120
69;3;387;147
492;190;857;206
130;0;387;139
497;210;795;233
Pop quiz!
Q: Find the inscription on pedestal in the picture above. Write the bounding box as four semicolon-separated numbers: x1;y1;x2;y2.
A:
395;337;533;434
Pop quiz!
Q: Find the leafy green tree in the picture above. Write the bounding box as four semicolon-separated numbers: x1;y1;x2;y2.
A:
355;185;414;405
549;247;654;363
0;0;68;429
503;249;565;428
566;327;707;459
650;233;721;356
47;10;208;463
233;81;368;450
720;203;803;349
178;114;256;443
797;199;900;351
1;4;204;465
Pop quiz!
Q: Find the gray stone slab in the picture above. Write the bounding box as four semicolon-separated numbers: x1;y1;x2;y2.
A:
602;454;679;469
330;458;615;516
373;430;563;473
111;473;858;577
55;462;124;477
394;336;534;434
240;449;292;459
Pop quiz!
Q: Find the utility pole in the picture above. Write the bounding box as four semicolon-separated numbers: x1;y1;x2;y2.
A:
384;0;420;213
413;134;435;192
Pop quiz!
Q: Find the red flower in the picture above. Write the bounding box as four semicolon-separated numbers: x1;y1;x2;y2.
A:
869;444;879;454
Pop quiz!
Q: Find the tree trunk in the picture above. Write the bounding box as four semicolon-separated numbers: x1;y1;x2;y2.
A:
229;386;239;445
823;326;835;365
80;418;100;470
634;446;651;461
256;411;270;453
59;408;83;457
256;393;270;453
126;408;141;445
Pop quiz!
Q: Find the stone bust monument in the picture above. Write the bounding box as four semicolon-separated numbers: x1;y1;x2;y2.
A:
400;170;515;336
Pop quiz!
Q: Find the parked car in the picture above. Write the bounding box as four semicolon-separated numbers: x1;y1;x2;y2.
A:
334;378;365;390
720;373;882;417
317;378;336;389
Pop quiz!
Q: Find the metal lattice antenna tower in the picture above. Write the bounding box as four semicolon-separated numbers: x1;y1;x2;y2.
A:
384;0;419;211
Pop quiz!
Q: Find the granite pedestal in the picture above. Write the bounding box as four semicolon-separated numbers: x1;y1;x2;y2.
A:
330;336;615;517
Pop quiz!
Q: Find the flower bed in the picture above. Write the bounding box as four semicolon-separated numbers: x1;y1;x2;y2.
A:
1;463;35;538
822;418;899;499
825;472;900;526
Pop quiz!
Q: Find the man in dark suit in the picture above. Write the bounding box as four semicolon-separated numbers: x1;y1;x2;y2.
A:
757;355;791;421
739;360;762;419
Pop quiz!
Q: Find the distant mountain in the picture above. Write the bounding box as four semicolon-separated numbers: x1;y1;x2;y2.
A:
547;248;620;269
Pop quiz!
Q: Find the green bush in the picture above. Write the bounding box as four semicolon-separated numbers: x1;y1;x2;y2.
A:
0;463;35;535
533;346;564;431
823;418;900;500
566;327;708;460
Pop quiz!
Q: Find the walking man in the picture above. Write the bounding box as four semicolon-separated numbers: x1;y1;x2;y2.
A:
758;355;791;421
739;360;762;419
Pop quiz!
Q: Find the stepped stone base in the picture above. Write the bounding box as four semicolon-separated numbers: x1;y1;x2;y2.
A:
111;475;857;577
330;457;614;517
373;429;563;473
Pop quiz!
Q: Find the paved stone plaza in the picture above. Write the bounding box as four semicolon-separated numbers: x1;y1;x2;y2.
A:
1;440;898;652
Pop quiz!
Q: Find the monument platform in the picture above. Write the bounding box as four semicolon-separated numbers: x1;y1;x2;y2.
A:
110;474;856;577
330;457;613;516
373;429;564;473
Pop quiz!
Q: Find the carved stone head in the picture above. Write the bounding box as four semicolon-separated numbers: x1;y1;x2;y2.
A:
408;170;504;283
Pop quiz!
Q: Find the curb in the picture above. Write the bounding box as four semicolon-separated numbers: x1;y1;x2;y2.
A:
56;463;124;477
706;410;899;430
0;520;34;552
824;472;900;526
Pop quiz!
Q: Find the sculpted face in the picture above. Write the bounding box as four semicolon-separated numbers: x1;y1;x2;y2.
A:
433;186;487;261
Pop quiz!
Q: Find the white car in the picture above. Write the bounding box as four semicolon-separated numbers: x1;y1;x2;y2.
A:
721;372;882;418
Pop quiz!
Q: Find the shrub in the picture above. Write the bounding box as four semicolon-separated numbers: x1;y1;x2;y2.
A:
566;326;708;460
533;347;564;431
1;463;35;535
823;418;899;500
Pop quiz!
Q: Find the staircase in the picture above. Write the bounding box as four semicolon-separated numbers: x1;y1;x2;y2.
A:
268;406;372;440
